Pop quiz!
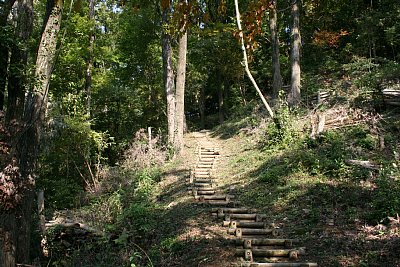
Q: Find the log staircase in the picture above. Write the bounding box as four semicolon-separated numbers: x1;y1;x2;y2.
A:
187;136;318;267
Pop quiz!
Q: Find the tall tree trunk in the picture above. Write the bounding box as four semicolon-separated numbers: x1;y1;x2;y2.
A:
0;0;17;111
0;0;64;265
6;0;34;123
85;0;95;119
218;80;224;124
199;86;205;129
234;0;274;118
269;0;282;102
161;2;175;145
288;0;301;107
174;29;187;155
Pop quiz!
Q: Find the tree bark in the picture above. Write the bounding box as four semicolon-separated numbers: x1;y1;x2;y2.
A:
234;0;274;118
85;0;95;119
218;81;224;124
269;0;282;102
0;0;64;265
161;1;175;145
174;29;187;155
288;0;301;107
6;0;34;123
199;86;205;129
0;0;17;111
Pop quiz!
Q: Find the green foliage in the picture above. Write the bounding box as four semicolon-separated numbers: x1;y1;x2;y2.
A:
261;106;301;150
371;172;400;222
38;115;112;209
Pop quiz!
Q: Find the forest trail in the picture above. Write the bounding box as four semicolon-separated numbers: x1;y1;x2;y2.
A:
158;130;318;266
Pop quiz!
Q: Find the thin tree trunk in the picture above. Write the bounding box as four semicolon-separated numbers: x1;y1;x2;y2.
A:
269;0;282;102
6;0;34;123
175;29;187;155
0;0;64;265
288;0;301;107
0;0;17;111
234;0;274;118
218;81;224;124
161;2;175;145
199;86;205;129
85;0;95;119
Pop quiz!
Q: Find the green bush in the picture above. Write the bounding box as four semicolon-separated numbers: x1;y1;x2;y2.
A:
371;173;400;222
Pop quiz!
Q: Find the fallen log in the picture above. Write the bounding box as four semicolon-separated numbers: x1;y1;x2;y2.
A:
45;221;102;236
345;159;380;170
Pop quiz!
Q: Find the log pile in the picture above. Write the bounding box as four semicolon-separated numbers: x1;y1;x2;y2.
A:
382;88;400;106
381;80;400;106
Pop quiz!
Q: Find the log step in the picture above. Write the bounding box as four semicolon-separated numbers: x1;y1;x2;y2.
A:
196;165;214;169
188;187;214;191
235;248;305;259
221;213;266;221
187;178;213;183
193;190;216;195
211;207;256;214
195;194;234;201
235;238;298;248
229;221;273;229
229;228;281;237
202;200;237;206
241;262;318;267
193;183;213;188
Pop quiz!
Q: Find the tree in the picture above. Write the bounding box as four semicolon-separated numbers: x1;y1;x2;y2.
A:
161;0;176;146
234;0;274;118
288;0;301;107
174;21;187;154
85;0;95;119
0;0;64;264
174;0;188;154
269;0;282;102
6;0;34;123
0;0;17;111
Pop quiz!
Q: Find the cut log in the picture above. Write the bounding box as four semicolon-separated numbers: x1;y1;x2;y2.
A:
235;238;298;248
345;159;380;170
211;207;255;214
218;213;265;220
230;221;272;229
45;221;103;236
235;248;305;258
382;88;400;106
230;228;280;237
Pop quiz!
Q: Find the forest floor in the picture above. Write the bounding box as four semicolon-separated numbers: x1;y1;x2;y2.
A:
153;109;400;266
154;130;235;266
47;106;400;267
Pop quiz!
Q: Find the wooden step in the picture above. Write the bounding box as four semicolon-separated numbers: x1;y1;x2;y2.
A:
196;164;214;169
187;178;213;183
211;207;256;214
220;213;266;221
202;200;237;206
235;238;298;248
229;227;281;237
236;248;305;259
229;221;273;229
195;194;234;201
188;187;214;191
241;262;318;267
193;190;216;195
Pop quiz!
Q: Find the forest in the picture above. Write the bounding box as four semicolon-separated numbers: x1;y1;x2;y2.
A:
0;0;399;266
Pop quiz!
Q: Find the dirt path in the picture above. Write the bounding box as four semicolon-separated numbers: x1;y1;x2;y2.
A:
158;130;318;267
